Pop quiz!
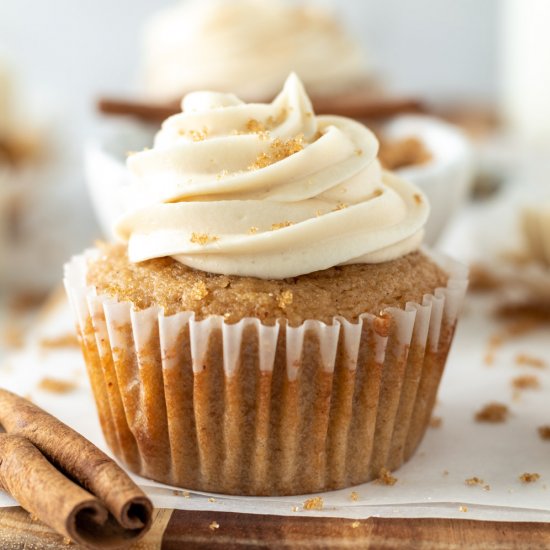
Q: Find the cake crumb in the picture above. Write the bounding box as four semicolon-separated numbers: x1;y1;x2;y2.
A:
350;491;359;501
209;521;219;531
351;520;360;528
465;476;485;487
37;377;77;394
291;506;299;512
429;416;442;428
190;233;219;245
172;489;190;498
442;470;449;477
377;468;397;486
512;374;540;390
208;497;217;503
191;281;209;301
516;354;546;369
459;505;468;513
483;484;491;491
519;473;540;484
39;333;79;349
62;537;73;546
475;402;509;423
303;497;324;511
538;425;550;440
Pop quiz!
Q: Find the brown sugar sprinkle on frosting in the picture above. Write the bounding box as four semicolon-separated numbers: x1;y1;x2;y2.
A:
377;468;397;486
190;232;219;245
519;473;541;483
538;426;550;440
516;354;546;369
248;226;259;234
249;135;304;170
302;497;324;511
350;491;359;501
187;127;209;141
291;506;299;512
333;202;348;212
459;505;469;513
271;221;293;231
512;374;540;390
475;402;509;423
413;193;423;205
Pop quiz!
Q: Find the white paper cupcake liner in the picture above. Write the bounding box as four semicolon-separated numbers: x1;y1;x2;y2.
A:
64;249;467;496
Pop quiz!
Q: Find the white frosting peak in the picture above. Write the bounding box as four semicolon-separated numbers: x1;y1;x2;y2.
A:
116;74;429;279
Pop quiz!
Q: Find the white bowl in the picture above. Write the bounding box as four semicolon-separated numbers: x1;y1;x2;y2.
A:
383;115;474;245
85;114;474;245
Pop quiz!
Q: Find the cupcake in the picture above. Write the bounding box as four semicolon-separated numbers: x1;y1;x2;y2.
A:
66;74;467;496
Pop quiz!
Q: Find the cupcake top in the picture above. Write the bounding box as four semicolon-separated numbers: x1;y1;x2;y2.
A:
116;74;429;279
142;0;367;101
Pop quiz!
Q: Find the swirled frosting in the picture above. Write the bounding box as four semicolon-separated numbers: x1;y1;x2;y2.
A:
116;74;429;279
142;0;367;101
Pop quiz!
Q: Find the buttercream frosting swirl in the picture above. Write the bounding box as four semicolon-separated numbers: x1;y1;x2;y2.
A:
116;74;429;279
142;0;367;101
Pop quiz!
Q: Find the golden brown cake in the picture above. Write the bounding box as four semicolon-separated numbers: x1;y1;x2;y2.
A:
65;75;467;495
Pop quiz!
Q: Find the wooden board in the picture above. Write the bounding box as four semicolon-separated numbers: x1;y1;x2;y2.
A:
0;506;549;549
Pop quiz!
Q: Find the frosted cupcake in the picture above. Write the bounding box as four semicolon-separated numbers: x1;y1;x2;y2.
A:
142;0;370;104
66;75;467;495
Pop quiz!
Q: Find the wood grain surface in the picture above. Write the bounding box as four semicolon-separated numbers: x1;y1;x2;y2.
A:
0;506;549;549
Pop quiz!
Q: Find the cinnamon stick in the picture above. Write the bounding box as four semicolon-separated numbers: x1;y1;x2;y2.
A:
0;389;153;548
98;93;425;125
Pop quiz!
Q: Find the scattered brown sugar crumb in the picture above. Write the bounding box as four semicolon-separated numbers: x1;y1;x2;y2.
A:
516;354;546;369
190;232;219;245
172;489;191;498
87;244;449;326
350;491;359;501
351;521;360;529
459;506;469;513
188;128;209;142
37;377;77;394
208;497;217;503
248;226;259;234
377;468;397;486
291;506;299;513
39;333;79;349
465;476;485;487
209;521;219;531
413;193;423;205
519;473;541;484
333;202;348;211
512;375;540;390
538;426;550;440
303;497;324;511
475;402;509;423
429;416;442;428
378;136;432;170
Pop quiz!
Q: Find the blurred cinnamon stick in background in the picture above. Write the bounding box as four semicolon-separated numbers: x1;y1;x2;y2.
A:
98;94;425;124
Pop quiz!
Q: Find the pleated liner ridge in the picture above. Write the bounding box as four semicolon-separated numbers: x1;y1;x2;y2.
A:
64;250;468;496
